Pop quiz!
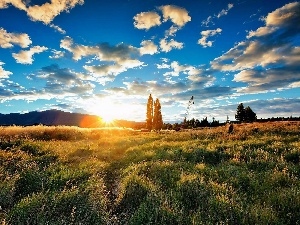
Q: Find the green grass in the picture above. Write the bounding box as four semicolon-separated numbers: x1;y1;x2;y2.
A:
0;123;300;224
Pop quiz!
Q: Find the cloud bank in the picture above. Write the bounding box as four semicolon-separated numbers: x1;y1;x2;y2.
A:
211;2;300;93
60;37;143;84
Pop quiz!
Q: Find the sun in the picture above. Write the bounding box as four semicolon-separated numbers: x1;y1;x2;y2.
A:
87;99;120;125
100;111;116;124
85;98;140;125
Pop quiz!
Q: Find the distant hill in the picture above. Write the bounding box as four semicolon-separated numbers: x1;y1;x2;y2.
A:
0;110;145;128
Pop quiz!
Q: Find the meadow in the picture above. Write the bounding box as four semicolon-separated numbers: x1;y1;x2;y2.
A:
0;122;299;224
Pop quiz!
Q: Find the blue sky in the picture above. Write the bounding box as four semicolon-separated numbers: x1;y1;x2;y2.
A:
0;0;299;122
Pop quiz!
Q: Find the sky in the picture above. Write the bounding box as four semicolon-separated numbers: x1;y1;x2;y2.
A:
0;0;300;123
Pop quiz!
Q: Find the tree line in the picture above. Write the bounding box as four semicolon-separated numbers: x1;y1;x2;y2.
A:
145;95;259;130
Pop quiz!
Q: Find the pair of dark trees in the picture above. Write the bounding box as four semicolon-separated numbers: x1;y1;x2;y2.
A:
235;103;257;122
146;94;163;131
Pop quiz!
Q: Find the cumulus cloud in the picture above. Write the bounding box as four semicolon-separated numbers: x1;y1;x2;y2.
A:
159;38;183;52
0;28;32;48
0;0;84;24
233;65;300;93
158;60;213;85
242;98;300;118
0;61;12;79
12;45;48;64
202;3;234;27
84;59;143;85
211;2;300;93
120;80;189;97
60;37;140;62
134;5;191;53
139;40;158;55
60;37;144;84
159;5;191;27
198;28;222;47
40;64;78;84
133;11;161;30
34;64;95;95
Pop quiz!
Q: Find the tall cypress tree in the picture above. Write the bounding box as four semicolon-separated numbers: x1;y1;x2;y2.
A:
146;94;153;131
153;98;163;130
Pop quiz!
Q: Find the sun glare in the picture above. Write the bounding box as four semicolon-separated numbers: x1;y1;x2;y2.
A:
85;98;142;125
87;99;121;125
100;111;116;124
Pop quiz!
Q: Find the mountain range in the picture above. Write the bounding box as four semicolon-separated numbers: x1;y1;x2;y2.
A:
0;110;144;128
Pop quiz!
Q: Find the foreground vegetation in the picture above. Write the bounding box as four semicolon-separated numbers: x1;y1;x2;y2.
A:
0;122;300;224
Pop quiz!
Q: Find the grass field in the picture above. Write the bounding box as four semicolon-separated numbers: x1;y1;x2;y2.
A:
0;122;300;224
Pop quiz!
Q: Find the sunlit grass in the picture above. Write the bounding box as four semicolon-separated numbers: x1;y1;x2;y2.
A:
0;122;300;224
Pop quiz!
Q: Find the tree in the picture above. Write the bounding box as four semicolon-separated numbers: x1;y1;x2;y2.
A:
235;103;245;122
244;106;257;122
235;103;257;123
153;98;163;130
146;94;153;130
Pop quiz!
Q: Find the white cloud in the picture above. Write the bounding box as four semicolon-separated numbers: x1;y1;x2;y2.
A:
134;5;191;53
49;49;64;59
12;45;48;64
198;28;222;47
217;3;234;18
165;25;179;37
201;16;213;27
0;0;84;24
161;60;211;84
264;2;300;26
211;2;300;93
159;5;191;27
0;28;32;48
156;62;170;69
133;11;161;30
139;40;158;55
163;61;187;77
49;24;66;34
246;26;277;39
60;37;144;84
247;1;300;38
59;36;73;51
60;37;140;62
201;3;234;27
0;0;26;10
0;61;12;79
212;2;300;71
158;5;191;52
159;38;183;52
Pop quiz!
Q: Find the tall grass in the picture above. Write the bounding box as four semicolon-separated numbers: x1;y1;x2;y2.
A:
0;122;300;224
